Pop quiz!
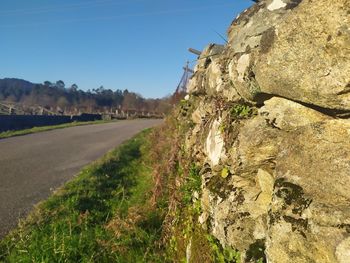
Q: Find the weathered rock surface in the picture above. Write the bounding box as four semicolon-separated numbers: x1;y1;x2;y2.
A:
227;0;350;111
180;0;350;262
256;0;350;111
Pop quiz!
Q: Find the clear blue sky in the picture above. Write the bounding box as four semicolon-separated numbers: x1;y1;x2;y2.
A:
0;0;252;98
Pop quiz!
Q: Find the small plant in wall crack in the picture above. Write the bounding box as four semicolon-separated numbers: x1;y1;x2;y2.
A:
181;164;201;205
206;235;241;263
230;104;253;119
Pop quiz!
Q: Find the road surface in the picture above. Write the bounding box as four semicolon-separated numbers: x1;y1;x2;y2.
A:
0;119;162;238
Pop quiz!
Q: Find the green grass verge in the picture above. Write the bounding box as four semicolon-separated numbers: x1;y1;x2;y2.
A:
0;120;115;140
0;129;164;263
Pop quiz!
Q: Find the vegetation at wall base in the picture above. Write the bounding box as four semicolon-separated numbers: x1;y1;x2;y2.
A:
0;120;114;140
147;108;243;263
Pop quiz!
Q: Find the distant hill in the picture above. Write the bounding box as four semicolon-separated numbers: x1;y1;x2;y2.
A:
0;78;172;114
0;78;35;102
0;78;35;91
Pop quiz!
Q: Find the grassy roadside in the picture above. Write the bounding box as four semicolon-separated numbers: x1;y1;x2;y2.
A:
0;120;115;140
0;129;165;262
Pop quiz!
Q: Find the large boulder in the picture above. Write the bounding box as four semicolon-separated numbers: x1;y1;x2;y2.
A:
227;0;304;103
226;0;350;111
266;117;350;263
255;0;350;111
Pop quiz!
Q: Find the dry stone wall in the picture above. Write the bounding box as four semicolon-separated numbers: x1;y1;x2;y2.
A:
181;0;350;262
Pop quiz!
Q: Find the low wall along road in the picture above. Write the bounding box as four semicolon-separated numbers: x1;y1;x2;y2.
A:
0;114;102;132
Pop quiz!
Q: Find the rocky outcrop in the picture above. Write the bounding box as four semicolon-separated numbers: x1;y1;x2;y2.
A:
182;0;350;262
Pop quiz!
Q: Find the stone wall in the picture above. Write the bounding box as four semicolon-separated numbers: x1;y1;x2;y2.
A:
180;0;350;262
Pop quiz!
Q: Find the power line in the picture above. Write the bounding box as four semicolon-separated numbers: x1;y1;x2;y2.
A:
0;0;132;16
213;29;228;44
0;4;234;28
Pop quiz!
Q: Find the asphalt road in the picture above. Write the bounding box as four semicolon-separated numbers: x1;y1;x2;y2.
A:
0;119;162;238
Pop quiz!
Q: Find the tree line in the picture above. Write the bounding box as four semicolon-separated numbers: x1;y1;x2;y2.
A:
0;79;172;114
